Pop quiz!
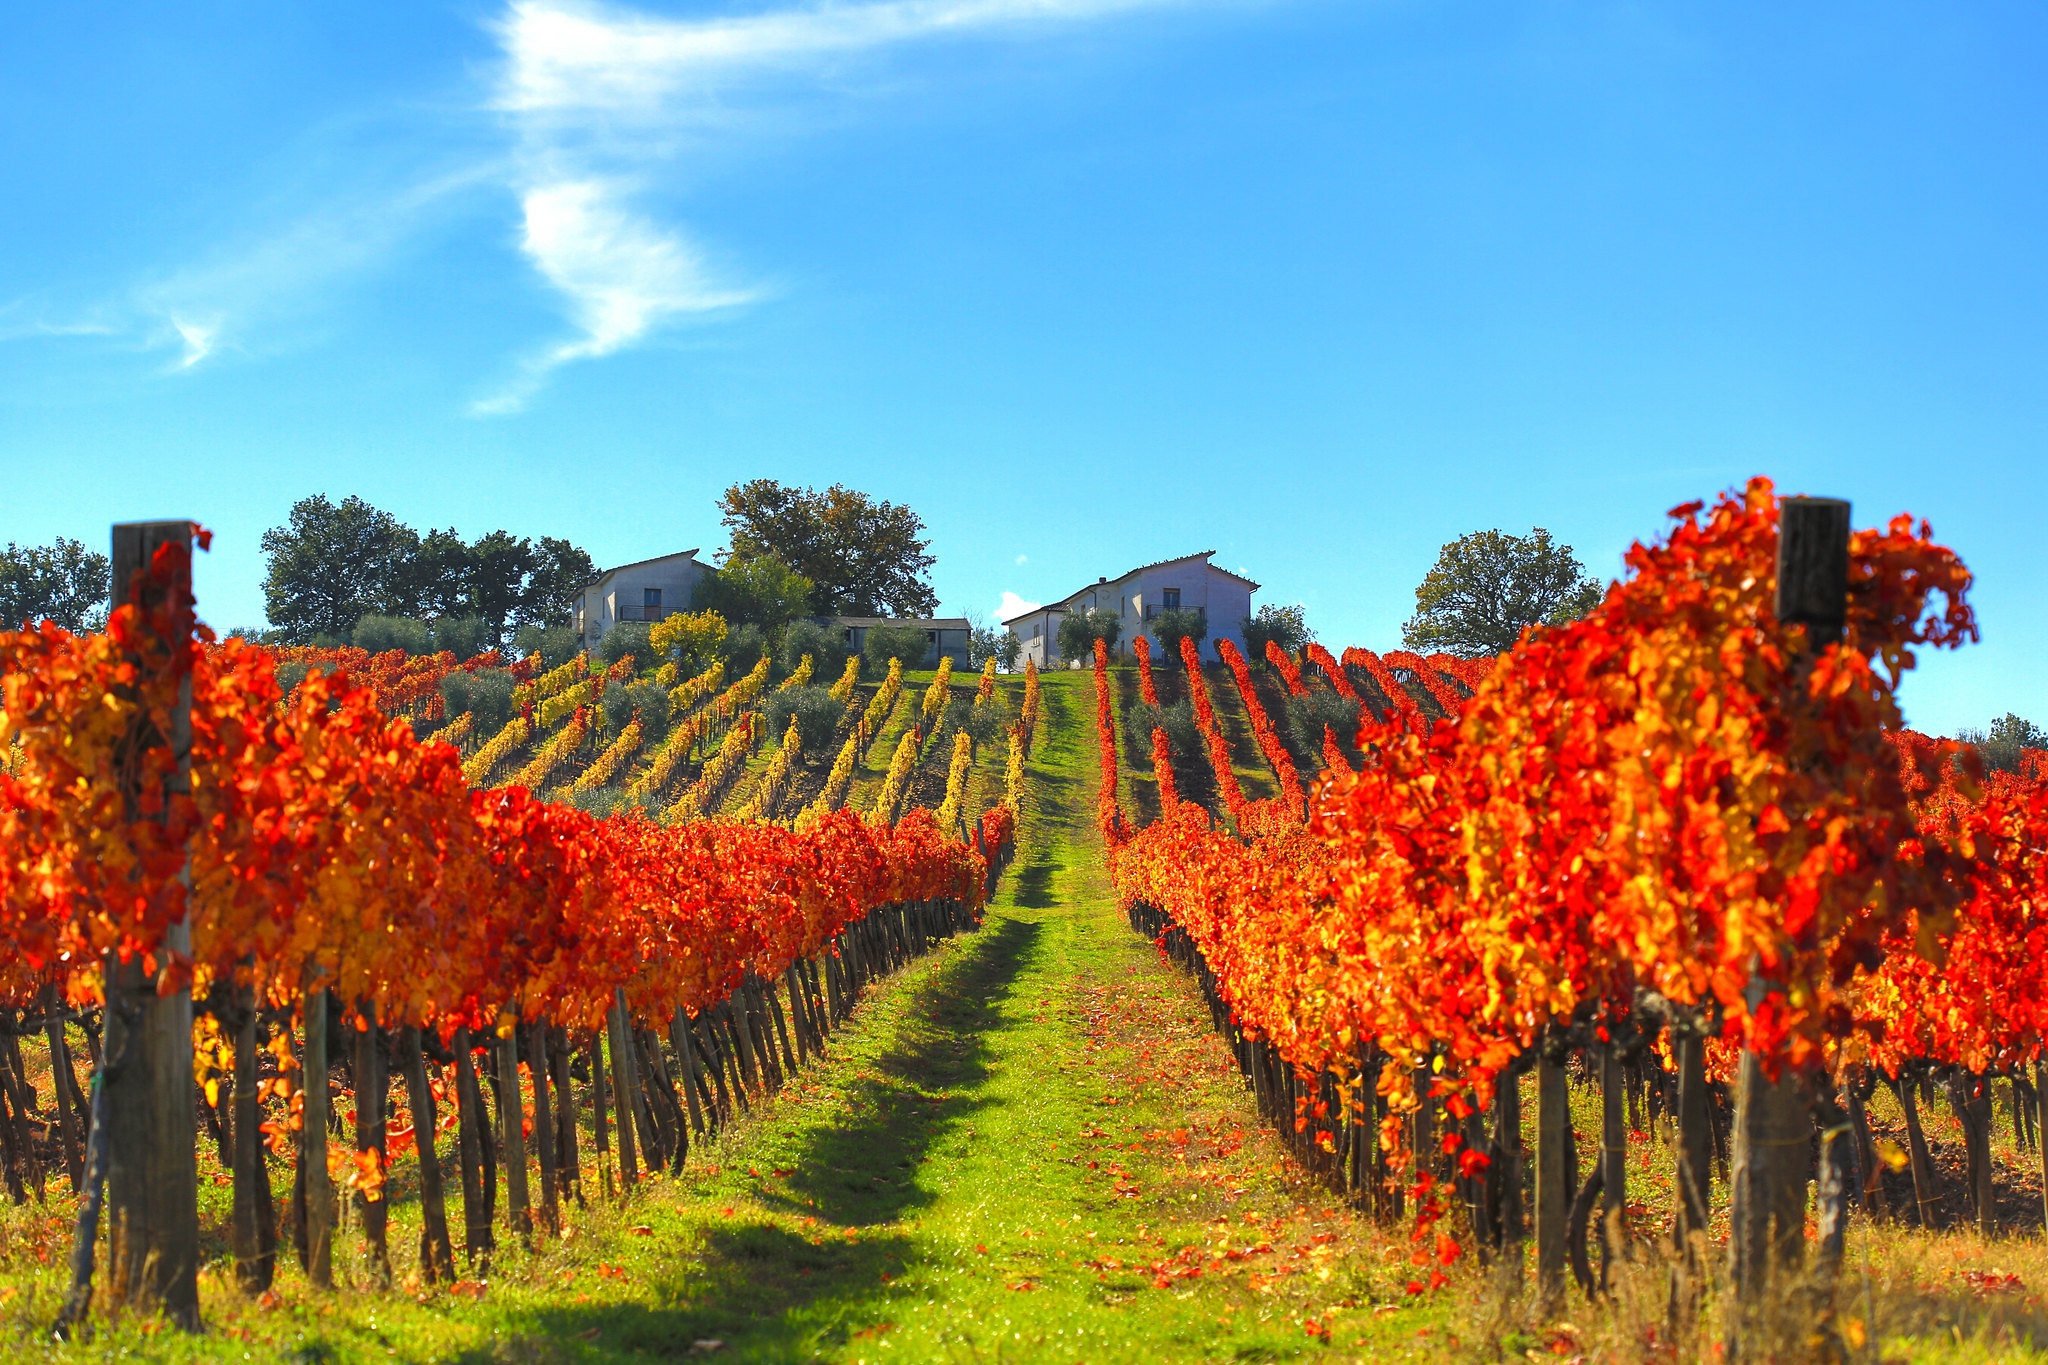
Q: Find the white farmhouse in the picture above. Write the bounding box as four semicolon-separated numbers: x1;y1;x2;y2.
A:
574;550;713;651
1002;551;1258;668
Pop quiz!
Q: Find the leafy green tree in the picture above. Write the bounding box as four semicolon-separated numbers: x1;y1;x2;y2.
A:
0;537;110;632
723;624;769;675
780;619;850;678
695;554;815;630
430;616;493;660
1959;713;2048;774
717;479;938;617
863;622;931;671
1057;608;1122;663
1242;603;1310;661
261;495;416;643
1148;608;1207;665
969;623;1022;672
1401;528;1602;658
516;536;595;632
351;614;433;655
764;685;843;751
1126;699;1199;760
397;528;475;622
512;623;581;669
1286;690;1360;757
602;679;672;742
440;669;517;733
600;620;652;670
467;531;536;643
261;495;591;645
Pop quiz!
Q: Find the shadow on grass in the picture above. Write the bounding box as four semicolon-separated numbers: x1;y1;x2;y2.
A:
468;915;1043;1363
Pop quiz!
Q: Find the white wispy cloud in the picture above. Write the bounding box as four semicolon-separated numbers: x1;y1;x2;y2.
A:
996;590;1041;620
479;0;1203;412
170;318;219;369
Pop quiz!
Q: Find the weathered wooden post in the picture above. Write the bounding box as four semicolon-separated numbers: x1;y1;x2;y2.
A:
97;522;202;1329
606;994;641;1190
1598;1041;1628;1290
302;987;336;1287
230;988;277;1292
1728;496;1848;1341
1534;1034;1570;1308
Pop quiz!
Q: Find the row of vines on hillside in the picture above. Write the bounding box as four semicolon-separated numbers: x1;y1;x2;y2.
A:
1093;481;2021;1346
0;546;1023;1329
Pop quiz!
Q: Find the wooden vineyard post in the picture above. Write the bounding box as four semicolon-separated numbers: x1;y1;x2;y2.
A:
606;995;640;1190
452;1029;494;1267
1535;1039;1570;1308
494;1027;532;1244
1897;1072;1941;1229
230;988;276;1293
302;986;335;1288
548;1027;582;1208
42;987;85;1192
354;1019;392;1286
526;1023;560;1235
1672;1020;1712;1323
1599;1042;1627;1291
1728;495;1847;1343
2038;1061;2048;1233
56;523;201;1334
1491;1064;1524;1264
398;1027;456;1284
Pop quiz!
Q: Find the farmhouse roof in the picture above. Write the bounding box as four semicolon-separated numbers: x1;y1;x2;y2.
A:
578;548;701;589
824;615;971;630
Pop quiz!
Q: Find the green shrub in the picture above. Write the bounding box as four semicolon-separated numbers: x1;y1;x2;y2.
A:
863;622;930;671
600;621;652;671
1286;690;1360;756
352;614;432;656
513;623;581;669
1242;604;1310;661
780;619;850;678
763;685;844;752
1148;608;1206;665
724;624;768;675
602;679;671;742
1126;699;1199;761
1057;608;1121;663
440;669;517;733
431;616;493;660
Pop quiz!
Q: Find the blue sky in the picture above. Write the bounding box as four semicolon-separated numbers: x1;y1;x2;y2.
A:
1;0;2042;733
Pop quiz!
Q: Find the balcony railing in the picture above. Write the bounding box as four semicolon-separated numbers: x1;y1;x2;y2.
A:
613;606;673;623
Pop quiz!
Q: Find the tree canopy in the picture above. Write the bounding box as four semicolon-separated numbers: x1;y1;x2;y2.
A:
0;537;111;633
260;495;592;645
1057;608;1122;662
1960;713;2048;774
693;554;815;630
1400;527;1602;658
1242;603;1310;659
717;479;937;617
1148;607;1207;664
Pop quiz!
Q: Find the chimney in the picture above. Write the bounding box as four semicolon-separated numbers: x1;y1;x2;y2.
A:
1098;576;1107;583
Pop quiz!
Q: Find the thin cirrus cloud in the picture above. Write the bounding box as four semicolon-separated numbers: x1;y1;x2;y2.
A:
476;0;1202;414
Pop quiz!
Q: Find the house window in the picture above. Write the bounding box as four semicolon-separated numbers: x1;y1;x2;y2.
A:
926;631;936;643
1163;587;1181;610
1032;624;1040;639
644;587;662;608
